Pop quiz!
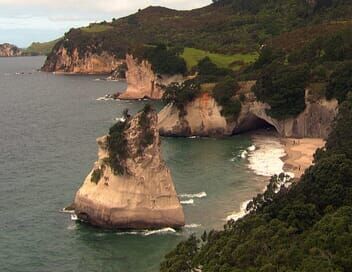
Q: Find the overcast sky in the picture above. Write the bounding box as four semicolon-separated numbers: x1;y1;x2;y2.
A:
0;0;211;47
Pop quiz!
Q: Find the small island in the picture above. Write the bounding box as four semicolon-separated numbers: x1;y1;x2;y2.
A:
0;43;22;57
73;105;185;229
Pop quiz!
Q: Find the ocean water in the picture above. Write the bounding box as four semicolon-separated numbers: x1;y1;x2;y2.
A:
0;57;281;272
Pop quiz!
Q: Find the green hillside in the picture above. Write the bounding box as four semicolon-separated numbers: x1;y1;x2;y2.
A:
45;0;352;63
24;38;61;56
181;48;258;70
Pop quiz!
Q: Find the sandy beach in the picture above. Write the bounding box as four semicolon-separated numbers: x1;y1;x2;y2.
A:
281;138;325;178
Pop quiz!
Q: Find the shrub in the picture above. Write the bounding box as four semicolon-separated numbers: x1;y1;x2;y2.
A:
107;121;129;175
91;168;103;184
196;57;233;83
325;62;352;103
135;44;187;75
163;80;201;114
212;77;242;118
138;104;155;154
253;64;309;119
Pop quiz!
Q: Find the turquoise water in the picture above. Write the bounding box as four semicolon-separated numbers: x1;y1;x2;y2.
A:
0;57;266;272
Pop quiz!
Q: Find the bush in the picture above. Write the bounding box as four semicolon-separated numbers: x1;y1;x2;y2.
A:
91;168;103;184
196;57;233;83
163;80;201;114
325;62;352;103
212;77;242;118
138;104;155;154
253;64;309;119
107;121;129;175
136;44;187;75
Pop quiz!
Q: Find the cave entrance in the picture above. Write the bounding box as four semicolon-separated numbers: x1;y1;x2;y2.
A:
232;113;278;135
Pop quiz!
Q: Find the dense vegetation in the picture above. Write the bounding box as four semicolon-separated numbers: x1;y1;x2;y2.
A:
213;78;242;118
138;104;155;154
163;80;201;116
162;56;243;119
133;44;187;75
45;0;352;66
253;64;309;119
246;28;352;118
107;120;129;175
161;94;352;271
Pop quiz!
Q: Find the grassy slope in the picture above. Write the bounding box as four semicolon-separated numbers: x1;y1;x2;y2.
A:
24;38;62;56
81;24;114;33
181;47;258;70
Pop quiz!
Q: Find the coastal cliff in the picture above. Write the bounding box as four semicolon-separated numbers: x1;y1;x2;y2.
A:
73;107;185;229
42;45;123;74
158;84;338;138
120;54;184;100
0;43;22;57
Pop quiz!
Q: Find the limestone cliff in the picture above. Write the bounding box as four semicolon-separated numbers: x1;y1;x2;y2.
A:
0;43;22;57
159;93;231;137
120;54;184;100
42;45;123;74
73;108;185;229
158;85;338;139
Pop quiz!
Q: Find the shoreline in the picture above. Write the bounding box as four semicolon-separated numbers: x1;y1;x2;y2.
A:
280;137;325;179
226;132;325;222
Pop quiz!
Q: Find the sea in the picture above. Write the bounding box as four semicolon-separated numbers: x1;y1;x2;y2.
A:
0;57;286;272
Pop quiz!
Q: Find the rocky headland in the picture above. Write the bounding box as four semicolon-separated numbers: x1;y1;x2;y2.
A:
119;54;184;100
158;82;338;139
42;45;123;74
73;106;185;229
0;43;22;57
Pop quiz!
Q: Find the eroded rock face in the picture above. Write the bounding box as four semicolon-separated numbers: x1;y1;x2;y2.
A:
158;93;231;137
0;43;22;57
158;87;338;139
42;46;123;74
74;109;185;229
120;54;184;100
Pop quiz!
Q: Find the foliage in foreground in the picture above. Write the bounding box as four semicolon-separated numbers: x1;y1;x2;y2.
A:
161;95;352;272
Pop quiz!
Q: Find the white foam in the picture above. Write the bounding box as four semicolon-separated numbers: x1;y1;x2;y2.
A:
116;231;140;236
180;199;194;205
70;214;78;221
184;224;202;228
247;136;286;177
60;208;75;214
226;200;251;222
247;145;256;151
143;228;176;236
179;192;207;199
240;150;248;159
115;117;126;122
67;224;77;230
96;96;113;101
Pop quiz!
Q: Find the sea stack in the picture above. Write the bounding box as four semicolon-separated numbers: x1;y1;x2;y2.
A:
73;106;185;229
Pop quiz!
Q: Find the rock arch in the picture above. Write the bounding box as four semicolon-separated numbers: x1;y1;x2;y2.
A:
233;112;279;135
